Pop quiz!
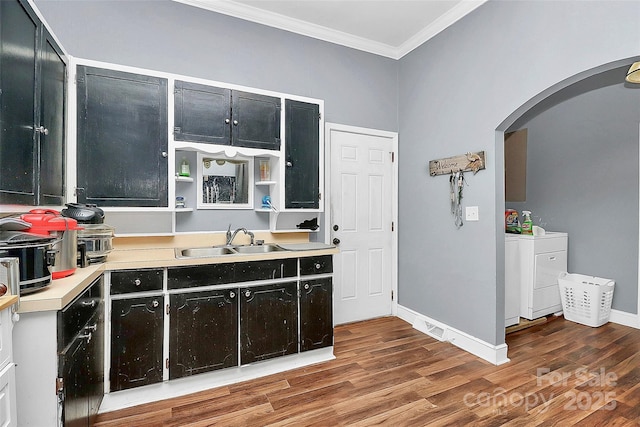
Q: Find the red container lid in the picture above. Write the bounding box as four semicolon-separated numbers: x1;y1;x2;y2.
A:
21;209;83;235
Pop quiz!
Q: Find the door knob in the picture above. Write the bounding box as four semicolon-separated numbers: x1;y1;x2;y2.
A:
332;238;340;245
333;225;339;231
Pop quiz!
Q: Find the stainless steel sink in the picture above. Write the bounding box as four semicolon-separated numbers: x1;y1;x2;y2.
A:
175;244;285;258
231;244;284;254
175;246;236;259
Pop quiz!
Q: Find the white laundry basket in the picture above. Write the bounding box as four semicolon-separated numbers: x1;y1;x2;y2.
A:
558;272;615;327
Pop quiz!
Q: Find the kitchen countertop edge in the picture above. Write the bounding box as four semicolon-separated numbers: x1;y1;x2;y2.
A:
0;295;18;312
18;246;338;314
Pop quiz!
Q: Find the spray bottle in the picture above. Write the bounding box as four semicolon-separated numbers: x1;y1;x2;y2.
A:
521;210;533;235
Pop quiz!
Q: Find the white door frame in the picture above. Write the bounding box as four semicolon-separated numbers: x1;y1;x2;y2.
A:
324;122;399;318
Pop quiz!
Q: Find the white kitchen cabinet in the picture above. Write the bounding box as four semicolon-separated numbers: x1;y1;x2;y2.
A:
504;235;520;327
0;305;17;427
518;232;568;320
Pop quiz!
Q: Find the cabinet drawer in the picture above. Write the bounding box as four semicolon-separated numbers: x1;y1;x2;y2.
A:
533;235;567;254
235;259;297;282
57;275;103;351
168;263;235;289
111;268;163;294
534;251;567;290
300;256;333;275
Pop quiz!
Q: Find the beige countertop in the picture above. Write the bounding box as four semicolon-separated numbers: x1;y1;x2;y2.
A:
18;232;337;314
0;295;18;312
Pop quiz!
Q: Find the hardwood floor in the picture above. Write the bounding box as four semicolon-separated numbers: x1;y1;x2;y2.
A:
95;316;640;426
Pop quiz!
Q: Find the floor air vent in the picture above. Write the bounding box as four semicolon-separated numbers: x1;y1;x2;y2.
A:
412;317;447;341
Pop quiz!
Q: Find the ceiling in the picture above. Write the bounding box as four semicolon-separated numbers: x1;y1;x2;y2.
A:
174;0;486;59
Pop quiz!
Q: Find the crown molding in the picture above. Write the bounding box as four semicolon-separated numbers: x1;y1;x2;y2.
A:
174;0;486;60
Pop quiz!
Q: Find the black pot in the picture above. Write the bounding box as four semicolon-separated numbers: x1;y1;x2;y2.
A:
61;203;105;224
0;231;57;294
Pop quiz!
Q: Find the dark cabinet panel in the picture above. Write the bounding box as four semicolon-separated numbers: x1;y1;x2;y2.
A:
77;66;168;207
285;99;320;209
111;268;164;295
300;255;333;276
174;81;231;145
231;91;280;150
300;278;333;352
167;258;296;289
173;83;280;150
0;0;66;205
169;289;238;379
110;296;164;391
39;29;66;205
57;275;104;427
240;282;298;364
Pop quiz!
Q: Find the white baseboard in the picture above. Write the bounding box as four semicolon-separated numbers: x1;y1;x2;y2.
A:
609;309;639;328
396;305;509;366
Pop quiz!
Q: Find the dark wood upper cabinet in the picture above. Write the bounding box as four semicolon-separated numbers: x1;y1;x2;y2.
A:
0;0;65;205
174;81;281;150
174;81;231;145
285;99;320;209
77;66;168;207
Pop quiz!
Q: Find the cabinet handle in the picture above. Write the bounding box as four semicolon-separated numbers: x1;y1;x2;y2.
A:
81;300;96;308
85;323;97;332
315;263;322;270
152;300;159;308
245;290;251;298
286;161;293;167
35;125;49;135
161;151;168;158
304;283;310;290
229;291;235;299
78;332;92;343
134;278;141;286
233;120;238;126
225;118;230;124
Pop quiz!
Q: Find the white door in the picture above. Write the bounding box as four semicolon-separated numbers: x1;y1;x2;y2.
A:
326;124;397;325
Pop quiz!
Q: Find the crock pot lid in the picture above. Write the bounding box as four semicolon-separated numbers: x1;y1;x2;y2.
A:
0;230;56;245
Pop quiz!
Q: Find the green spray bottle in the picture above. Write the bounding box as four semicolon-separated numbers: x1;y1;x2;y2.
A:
521;210;533;235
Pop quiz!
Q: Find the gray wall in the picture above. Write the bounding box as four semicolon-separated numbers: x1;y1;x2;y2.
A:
34;0;398;234
398;0;640;345
508;68;640;313
35;0;640;346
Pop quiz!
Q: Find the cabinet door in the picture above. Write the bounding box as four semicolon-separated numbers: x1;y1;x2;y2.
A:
86;310;104;425
231;91;281;150
110;296;164;391
285;99;320;209
240;282;297;364
77;66;168;207
0;364;17;427
0;0;38;204
59;335;90;427
174;81;231;144
38;28;66;205
300;278;333;352
169;289;238;379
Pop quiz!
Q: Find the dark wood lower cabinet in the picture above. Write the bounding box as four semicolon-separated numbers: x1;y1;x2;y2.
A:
169;289;238;379
110;296;164;392
300;278;333;352
240;282;298;364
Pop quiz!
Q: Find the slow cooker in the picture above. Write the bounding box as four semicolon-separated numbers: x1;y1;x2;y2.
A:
21;209;83;279
78;224;115;264
0;231;56;294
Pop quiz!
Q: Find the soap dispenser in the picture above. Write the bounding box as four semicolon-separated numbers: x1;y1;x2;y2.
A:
179;157;190;177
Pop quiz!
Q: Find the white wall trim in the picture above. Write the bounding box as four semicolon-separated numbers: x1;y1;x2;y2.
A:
173;0;486;60
609;309;640;329
396;305;510;366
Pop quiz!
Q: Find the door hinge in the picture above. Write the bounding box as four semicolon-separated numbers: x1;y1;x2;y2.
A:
391;151;395;162
56;377;64;395
166;358;170;369
166;304;170;315
173;126;181;134
318;112;322;120
391;221;395;232
391;290;394;301
318;192;322;201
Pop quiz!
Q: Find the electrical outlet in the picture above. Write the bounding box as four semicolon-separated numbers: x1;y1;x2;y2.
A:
466;206;479;221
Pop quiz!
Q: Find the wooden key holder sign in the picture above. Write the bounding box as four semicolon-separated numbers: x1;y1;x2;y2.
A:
429;151;486;176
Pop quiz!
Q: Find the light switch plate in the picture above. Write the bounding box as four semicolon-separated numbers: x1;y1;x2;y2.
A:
466;206;479;221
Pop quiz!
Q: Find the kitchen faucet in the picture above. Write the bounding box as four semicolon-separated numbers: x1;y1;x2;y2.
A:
226;225;255;246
